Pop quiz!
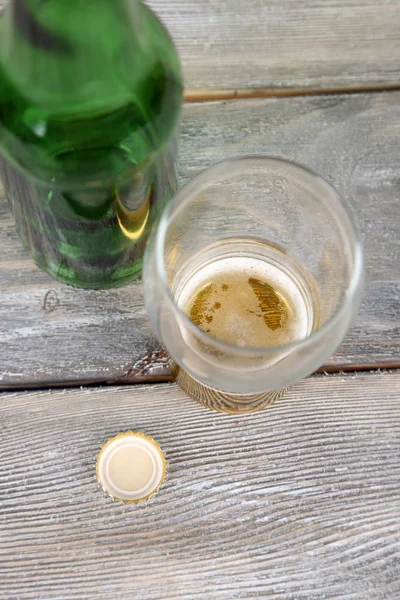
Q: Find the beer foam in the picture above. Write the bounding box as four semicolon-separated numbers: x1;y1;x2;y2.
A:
178;256;310;348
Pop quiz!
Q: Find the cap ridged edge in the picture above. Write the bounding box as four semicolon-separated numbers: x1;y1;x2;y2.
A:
95;431;167;504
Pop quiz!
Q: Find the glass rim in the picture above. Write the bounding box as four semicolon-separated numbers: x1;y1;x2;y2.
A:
154;155;364;357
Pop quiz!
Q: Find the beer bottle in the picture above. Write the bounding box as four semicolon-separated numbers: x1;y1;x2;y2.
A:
0;0;182;288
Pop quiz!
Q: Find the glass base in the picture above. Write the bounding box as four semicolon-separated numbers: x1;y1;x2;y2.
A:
172;363;286;414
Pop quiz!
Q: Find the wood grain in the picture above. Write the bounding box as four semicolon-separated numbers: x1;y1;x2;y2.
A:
0;371;399;599
150;0;400;92
1;91;399;387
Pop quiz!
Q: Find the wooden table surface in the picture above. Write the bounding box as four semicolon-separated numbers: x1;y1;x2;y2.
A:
1;1;400;599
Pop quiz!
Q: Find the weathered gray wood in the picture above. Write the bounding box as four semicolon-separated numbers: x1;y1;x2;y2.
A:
1;92;399;387
0;0;399;92
152;0;400;93
0;371;399;599
151;0;400;92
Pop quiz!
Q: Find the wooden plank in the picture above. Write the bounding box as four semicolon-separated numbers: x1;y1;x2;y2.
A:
0;0;399;93
1;91;399;387
147;0;400;92
0;371;399;599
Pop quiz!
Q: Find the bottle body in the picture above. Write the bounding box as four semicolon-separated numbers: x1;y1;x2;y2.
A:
0;0;182;288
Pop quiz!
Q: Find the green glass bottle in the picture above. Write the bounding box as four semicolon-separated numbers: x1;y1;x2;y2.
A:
0;0;182;288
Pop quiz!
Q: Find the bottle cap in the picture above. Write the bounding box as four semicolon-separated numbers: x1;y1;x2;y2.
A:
96;431;167;503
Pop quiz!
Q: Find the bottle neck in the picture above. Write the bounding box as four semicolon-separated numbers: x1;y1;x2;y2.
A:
0;0;182;185
0;0;145;116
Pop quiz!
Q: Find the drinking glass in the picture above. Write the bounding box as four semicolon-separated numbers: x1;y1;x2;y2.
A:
143;156;363;413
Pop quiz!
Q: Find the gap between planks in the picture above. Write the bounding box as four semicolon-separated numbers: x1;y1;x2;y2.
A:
184;81;400;103
1;364;400;393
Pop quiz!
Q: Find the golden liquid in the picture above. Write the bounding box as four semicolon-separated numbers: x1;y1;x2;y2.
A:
184;266;307;348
